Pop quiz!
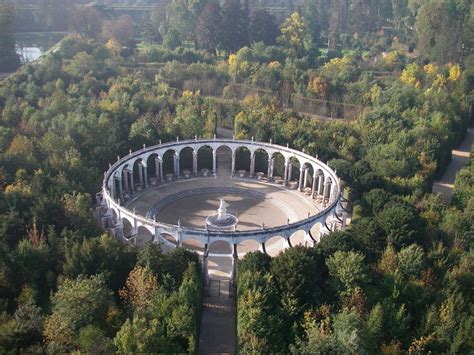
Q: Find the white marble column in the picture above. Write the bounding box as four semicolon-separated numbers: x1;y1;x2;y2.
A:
129;170;134;193
138;163;144;188
118;177;123;200
231;152;236;176
212;150;217;176
143;163;148;188
250;153;255;177
304;168;309;188
193;151;198;176
330;183;336;202
298;167;305;191
283;161;289;185
123;170;129;191
155;157;160;180
311;174;317;198
288;161;293;182
159;161;164;183
174;154;180;178
267;157;272;179
323;182;330;201
269;158;274;179
318;175;325;195
112;178;117;199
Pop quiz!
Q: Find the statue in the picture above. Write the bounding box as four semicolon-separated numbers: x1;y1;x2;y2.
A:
217;197;229;220
206;196;238;230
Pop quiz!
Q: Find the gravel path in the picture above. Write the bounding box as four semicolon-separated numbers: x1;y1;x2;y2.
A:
433;128;474;203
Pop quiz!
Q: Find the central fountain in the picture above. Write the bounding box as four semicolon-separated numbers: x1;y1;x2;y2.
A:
205;197;238;231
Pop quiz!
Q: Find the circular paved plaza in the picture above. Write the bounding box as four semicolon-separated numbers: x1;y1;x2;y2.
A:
125;176;324;256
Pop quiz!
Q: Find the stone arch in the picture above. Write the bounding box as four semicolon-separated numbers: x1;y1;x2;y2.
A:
120;163;132;194
300;162;314;192
119;162;130;176
207;240;234;280
132;158;145;190
110;208;119;224
216;145;232;176
122;218;134;237
162;149;176;176
146;153;160;185
289;229;307;247
237;239;261;256
197;145;213;171
288;156;301;185
235;146;251;173
324;176;333;200
271;152;286;180
310;221;324;242
111;176;122;200
137;226;154;246
315;169;325;198
215;143;234;155
182;238;205;252
161;232;178;246
208;239;233;255
179;146;194;174
265;235;286;257
254;148;269;175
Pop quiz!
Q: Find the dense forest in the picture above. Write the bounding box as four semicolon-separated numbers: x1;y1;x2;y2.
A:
0;0;473;352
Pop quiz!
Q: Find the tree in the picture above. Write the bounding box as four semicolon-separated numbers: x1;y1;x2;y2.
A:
150;4;167;42
376;203;421;249
219;0;250;52
102;15;135;45
278;12;307;57
43;275;114;350
166;0;200;45
238;251;271;274
119;266;158;314
326;251;370;296
196;1;222;53
249;10;279;45
70;6;102;39
76;325;115;353
38;0;73;31
0;1;20;72
397;244;426;279
271;246;325;308
328;0;349;50
415;0;471;64
303;0;321;46
114;315;182;353
237;270;285;352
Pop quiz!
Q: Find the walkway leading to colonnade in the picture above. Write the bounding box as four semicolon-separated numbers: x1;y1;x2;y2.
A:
198;279;236;354
433;128;474;203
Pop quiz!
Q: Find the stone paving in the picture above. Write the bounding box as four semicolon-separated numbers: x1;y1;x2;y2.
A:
126;177;322;230
199;280;236;355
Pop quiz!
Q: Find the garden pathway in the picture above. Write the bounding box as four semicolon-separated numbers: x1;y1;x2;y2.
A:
433;128;474;203
198;279;236;354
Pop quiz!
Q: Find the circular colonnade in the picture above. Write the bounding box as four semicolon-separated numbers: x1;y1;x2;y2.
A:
96;138;349;278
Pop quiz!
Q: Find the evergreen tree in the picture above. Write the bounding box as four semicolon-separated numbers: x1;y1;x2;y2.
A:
219;0;250;52
0;1;20;72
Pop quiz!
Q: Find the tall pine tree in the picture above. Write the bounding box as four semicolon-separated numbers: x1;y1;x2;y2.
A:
0;1;20;72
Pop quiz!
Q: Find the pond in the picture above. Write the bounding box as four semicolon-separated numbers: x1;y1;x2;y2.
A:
15;32;67;63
